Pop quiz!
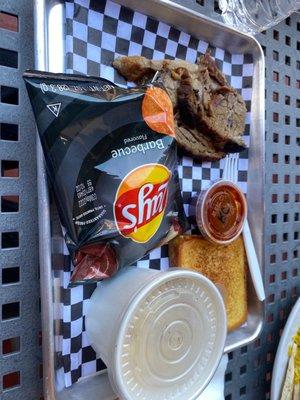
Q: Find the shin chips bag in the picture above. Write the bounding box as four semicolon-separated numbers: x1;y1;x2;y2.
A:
24;71;187;284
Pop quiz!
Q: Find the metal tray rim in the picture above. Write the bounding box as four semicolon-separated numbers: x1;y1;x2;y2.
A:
34;0;266;398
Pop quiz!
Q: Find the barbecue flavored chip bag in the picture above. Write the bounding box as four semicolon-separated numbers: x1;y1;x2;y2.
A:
23;71;187;284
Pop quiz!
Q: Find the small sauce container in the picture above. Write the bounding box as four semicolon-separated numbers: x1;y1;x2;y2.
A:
196;180;247;244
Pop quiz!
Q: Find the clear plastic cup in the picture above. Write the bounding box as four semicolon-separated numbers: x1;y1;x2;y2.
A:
219;0;300;35
86;267;227;400
196;180;247;245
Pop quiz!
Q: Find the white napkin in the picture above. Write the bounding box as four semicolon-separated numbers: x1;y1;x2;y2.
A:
197;354;229;400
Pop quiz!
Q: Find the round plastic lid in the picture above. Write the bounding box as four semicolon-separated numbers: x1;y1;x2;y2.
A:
113;270;227;400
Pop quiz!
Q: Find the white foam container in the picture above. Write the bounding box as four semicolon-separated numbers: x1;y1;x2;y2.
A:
86;267;227;400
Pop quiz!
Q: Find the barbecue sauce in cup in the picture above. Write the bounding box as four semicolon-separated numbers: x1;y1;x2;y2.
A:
196;181;247;244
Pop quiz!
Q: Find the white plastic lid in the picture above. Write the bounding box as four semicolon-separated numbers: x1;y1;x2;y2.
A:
112;269;227;400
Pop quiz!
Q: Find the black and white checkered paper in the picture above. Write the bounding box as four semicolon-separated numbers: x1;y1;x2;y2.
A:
54;0;253;387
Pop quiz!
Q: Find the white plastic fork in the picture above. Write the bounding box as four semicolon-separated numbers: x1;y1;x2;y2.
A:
222;153;239;183
223;154;266;302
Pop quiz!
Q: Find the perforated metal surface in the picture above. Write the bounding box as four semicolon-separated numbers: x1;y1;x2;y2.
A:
0;1;42;399
191;3;300;400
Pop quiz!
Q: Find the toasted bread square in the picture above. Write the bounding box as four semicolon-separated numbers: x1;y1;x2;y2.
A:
169;235;247;332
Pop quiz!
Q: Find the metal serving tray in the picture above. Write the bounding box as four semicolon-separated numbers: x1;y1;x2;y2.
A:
34;0;265;398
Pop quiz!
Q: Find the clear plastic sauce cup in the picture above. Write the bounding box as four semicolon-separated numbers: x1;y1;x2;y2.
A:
196;180;247;245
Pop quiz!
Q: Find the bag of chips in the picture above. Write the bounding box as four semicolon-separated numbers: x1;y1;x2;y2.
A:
24;71;187;284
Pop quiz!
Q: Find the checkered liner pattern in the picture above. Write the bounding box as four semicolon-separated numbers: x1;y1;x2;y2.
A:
53;0;253;387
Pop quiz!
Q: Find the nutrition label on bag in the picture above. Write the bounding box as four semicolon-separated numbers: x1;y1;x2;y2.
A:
73;180;107;226
75;179;97;208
